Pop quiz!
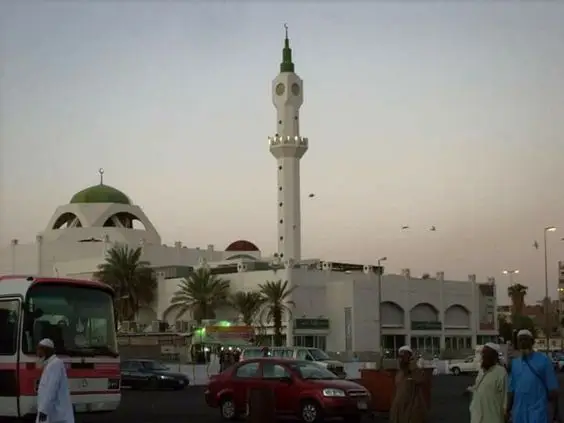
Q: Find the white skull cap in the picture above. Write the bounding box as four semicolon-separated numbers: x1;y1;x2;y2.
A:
38;338;54;349
484;342;500;352
517;329;533;338
398;345;413;354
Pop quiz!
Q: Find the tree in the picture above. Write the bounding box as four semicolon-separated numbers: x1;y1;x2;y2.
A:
94;244;156;322
164;268;230;323
507;283;528;315
498;315;514;343
259;280;295;346
230;291;265;326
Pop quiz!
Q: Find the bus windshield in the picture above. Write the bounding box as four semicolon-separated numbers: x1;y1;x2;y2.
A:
22;284;118;357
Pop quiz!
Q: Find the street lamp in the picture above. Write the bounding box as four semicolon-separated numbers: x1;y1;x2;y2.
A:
544;226;556;352
377;257;387;361
502;269;519;285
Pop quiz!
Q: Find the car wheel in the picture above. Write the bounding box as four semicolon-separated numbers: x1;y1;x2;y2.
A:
300;400;322;423
219;396;238;421
452;367;461;376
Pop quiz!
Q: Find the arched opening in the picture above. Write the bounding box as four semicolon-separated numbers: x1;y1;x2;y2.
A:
103;212;146;230
410;303;440;331
53;212;83;229
444;304;470;328
381;301;405;327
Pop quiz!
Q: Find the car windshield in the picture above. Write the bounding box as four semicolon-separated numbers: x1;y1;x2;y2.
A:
22;284;118;357
290;362;338;380
142;361;168;371
307;348;330;361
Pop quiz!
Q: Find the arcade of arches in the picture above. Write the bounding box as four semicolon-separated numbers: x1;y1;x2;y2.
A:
380;301;492;357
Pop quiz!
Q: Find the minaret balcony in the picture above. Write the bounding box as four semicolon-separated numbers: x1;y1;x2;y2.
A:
268;135;309;148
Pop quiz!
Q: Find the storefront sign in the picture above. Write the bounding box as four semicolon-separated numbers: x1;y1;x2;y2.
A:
206;325;254;341
411;321;442;331
294;318;330;330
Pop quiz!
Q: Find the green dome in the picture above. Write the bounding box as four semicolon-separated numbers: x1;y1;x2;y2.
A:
70;184;131;205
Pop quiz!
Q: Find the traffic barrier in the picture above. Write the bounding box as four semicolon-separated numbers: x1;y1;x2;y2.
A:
166;360;450;386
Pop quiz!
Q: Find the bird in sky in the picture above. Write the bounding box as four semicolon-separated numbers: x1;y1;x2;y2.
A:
533;241;539;250
430;226;436;231
401;225;410;230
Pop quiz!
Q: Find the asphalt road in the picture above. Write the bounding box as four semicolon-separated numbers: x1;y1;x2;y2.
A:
75;375;564;423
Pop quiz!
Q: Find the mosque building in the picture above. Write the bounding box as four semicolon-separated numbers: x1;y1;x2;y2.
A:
0;29;499;356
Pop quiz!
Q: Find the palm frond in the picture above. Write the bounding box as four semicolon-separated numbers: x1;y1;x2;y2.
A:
93;243;157;321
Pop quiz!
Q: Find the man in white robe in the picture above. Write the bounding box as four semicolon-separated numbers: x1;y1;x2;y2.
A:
36;339;74;423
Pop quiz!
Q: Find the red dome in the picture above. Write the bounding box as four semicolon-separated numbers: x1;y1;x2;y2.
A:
225;240;259;252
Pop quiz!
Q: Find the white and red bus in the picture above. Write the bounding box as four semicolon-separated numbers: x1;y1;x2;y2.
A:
0;275;120;418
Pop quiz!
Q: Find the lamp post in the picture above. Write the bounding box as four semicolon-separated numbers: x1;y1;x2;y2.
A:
377;257;387;359
544;226;556;352
502;269;519;286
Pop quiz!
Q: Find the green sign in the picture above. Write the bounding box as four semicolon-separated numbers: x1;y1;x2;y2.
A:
411;321;442;331
294;318;330;330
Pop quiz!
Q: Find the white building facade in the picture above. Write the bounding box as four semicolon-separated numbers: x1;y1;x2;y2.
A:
0;29;498;357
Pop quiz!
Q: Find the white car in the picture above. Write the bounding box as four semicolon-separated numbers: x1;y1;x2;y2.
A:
448;355;480;376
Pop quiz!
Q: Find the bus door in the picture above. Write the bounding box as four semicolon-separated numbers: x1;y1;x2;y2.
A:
0;296;21;417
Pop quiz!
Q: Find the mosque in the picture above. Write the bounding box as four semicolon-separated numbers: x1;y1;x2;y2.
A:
0;30;499;356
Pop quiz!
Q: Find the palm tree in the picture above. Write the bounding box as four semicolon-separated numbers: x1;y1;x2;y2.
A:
507;283;528;316
93;244;156;322
164;268;230;323
259;280;295;346
230;291;265;326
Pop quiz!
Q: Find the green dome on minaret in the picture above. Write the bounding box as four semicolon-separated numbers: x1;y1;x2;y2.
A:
280;24;295;73
70;169;131;205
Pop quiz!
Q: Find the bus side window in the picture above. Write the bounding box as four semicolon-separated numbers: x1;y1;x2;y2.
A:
0;299;20;355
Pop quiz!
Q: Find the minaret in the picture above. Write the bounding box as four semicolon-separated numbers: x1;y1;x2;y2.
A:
269;25;308;262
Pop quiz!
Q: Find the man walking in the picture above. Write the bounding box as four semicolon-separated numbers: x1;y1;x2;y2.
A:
389;345;429;423
469;342;507;423
36;339;74;423
506;329;560;423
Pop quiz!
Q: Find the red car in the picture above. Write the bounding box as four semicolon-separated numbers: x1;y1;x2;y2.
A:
205;358;370;422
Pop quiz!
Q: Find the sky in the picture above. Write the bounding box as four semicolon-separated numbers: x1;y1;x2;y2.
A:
1;1;563;303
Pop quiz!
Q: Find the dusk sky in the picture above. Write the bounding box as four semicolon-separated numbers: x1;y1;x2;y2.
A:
1;2;563;302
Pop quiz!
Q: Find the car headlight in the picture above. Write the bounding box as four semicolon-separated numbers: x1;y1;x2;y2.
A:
322;388;346;397
158;375;171;380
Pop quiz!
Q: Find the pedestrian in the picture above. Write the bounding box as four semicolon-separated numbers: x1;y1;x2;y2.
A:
36;338;74;423
261;346;270;357
506;329;560;423
389;345;429;423
468;342;507;423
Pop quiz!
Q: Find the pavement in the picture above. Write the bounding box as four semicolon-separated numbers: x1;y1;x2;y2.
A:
74;374;564;423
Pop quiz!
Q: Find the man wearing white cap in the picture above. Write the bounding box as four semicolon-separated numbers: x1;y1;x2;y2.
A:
36;339;74;423
506;329;560;423
468;342;507;423
389;345;428;423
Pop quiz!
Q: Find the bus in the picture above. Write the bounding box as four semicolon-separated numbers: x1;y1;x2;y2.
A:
0;275;120;418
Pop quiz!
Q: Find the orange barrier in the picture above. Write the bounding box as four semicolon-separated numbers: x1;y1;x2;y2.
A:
358;368;433;412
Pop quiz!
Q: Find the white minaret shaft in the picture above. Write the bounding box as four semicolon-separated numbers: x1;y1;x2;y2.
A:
269;26;308;262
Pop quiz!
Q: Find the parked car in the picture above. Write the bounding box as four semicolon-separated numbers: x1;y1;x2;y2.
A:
549;352;564;372
240;347;346;378
448;355;480;376
205;358;369;422
120;359;189;390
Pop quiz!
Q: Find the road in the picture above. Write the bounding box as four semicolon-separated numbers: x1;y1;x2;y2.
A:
75;375;564;423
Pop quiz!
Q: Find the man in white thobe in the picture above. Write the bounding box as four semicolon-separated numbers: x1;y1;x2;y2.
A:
36;339;74;423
